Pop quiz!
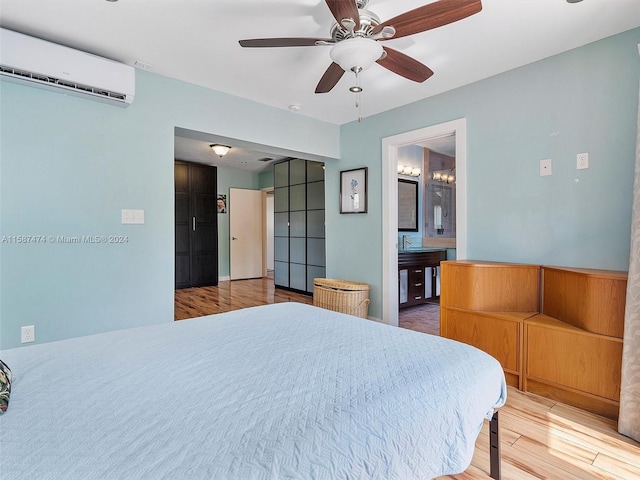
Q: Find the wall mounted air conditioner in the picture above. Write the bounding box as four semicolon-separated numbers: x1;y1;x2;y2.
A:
0;28;135;106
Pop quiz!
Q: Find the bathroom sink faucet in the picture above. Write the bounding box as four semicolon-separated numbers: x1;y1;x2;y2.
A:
402;235;412;250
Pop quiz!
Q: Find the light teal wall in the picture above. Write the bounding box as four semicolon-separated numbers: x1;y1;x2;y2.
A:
327;28;640;320
0;70;339;349
258;170;274;190
2;28;638;347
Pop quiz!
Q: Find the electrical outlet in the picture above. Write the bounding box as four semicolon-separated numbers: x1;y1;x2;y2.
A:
540;159;552;176
577;153;589;170
21;325;35;343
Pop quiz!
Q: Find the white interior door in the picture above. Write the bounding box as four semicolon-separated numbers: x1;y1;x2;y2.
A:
230;188;264;280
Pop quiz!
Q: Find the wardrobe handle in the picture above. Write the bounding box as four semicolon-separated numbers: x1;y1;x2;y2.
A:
193;217;196;231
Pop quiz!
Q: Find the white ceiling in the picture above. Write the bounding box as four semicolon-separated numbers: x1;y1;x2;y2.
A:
2;0;639;169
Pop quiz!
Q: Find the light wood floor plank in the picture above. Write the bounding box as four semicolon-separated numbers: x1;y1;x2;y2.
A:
512;435;616;480
593;452;640;480
175;278;640;480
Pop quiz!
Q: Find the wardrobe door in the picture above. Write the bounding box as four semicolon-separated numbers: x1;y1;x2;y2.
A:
174;161;218;289
274;161;289;288
306;169;325;292
272;158;325;293
190;164;218;287
289;168;306;291
175;163;191;289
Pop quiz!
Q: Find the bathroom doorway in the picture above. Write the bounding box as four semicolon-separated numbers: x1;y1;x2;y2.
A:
382;119;468;328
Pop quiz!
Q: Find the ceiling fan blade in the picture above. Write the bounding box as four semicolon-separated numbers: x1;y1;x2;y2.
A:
315;62;345;93
377;47;434;83
239;38;333;48
325;0;361;31
373;0;482;40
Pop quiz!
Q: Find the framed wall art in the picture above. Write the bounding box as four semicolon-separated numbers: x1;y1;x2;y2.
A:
340;167;368;214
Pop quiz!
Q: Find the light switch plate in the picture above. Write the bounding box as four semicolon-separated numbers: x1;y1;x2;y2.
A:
121;209;144;225
540;159;552;176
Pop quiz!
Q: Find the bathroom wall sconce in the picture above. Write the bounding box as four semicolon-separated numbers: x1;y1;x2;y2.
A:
210;144;231;157
397;165;421;177
432;171;455;183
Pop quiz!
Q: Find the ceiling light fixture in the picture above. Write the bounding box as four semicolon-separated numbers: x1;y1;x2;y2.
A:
432;170;455;183
330;37;384;122
397;165;421;177
210;144;231;158
330;37;383;73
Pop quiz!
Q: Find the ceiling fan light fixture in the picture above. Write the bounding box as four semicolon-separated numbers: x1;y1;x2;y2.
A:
210;144;231;157
330;37;383;72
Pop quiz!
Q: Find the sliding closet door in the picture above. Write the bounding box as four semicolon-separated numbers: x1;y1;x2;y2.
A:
175;161;218;289
273;158;325;294
289;159;307;291
306;161;325;291
274;161;290;288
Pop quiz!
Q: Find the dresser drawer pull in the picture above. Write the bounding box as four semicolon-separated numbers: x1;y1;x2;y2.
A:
414;269;422;273
415;283;422;287
414;296;422;300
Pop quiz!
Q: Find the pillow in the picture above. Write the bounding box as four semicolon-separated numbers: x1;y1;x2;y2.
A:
0;359;11;414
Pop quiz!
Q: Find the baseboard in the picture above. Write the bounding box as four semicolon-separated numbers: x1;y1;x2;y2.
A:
367;316;384;324
525;378;619;420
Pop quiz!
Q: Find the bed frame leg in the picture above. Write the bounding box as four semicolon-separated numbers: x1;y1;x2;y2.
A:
489;411;501;480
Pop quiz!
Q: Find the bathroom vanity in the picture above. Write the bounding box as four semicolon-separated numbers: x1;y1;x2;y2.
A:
398;249;447;308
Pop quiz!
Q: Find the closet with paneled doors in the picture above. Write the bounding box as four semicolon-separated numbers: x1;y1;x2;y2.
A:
174;161;218;288
273;159;325;294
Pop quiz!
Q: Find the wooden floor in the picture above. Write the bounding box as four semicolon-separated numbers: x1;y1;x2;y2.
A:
175;277;640;480
174;275;312;320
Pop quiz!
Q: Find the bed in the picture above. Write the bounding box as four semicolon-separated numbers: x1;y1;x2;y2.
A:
0;302;506;479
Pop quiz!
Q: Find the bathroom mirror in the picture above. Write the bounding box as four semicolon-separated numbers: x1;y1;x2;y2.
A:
398;179;418;231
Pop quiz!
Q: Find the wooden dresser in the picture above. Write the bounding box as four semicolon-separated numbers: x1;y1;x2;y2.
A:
441;260;628;420
440;260;539;389
523;266;627;420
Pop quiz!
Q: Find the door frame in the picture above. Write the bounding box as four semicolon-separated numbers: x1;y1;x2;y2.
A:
262;187;275;276
381;118;468;327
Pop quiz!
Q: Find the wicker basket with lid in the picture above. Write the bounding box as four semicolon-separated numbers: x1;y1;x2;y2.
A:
313;278;370;318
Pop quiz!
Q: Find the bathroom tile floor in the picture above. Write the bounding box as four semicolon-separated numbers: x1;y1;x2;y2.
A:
398;302;440;336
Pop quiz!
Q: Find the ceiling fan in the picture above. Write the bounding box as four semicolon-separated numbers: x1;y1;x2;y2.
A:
239;0;483;95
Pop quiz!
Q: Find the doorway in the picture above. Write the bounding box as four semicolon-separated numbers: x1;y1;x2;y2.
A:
382;119;467;327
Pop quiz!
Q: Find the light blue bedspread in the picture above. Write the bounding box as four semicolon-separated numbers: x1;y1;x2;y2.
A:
0;303;506;479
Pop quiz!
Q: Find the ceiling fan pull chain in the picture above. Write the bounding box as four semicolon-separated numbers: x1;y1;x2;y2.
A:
348;66;363;122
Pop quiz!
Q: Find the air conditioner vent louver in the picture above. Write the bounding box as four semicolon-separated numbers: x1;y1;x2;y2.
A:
0;28;135;106
0;64;129;102
257;157;274;162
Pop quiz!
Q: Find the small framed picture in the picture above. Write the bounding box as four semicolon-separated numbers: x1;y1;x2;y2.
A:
340;167;368;214
217;194;227;214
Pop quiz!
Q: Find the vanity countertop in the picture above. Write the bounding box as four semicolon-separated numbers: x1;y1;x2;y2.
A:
398;247;447;254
